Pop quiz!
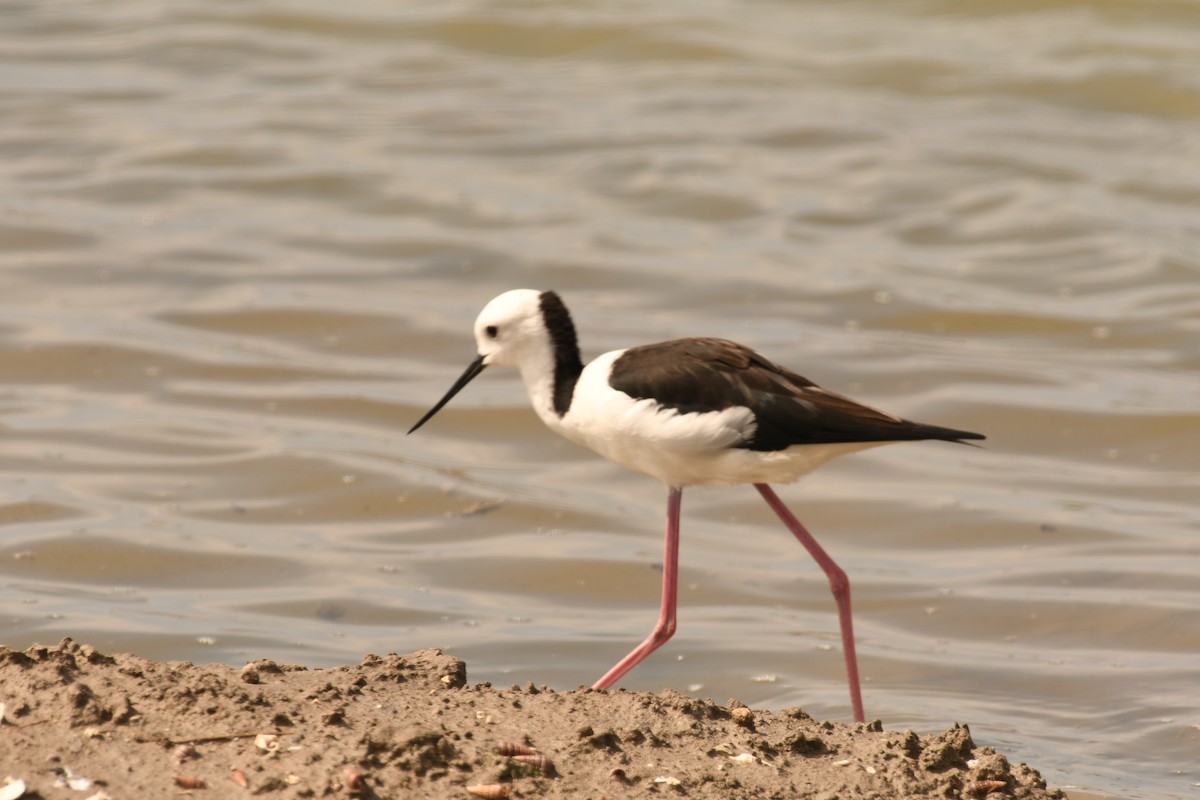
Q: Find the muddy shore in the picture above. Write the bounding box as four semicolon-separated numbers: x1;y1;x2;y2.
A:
0;639;1063;799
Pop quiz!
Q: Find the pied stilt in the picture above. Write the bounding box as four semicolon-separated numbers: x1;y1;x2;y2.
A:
409;289;984;722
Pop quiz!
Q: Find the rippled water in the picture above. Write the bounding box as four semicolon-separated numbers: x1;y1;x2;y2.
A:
2;2;1198;797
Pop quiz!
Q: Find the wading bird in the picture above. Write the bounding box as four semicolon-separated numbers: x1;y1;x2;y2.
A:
409;289;983;722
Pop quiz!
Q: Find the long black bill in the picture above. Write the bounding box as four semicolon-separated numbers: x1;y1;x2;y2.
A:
408;354;487;434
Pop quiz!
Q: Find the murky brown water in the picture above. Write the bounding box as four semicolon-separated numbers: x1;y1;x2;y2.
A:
2;1;1198;797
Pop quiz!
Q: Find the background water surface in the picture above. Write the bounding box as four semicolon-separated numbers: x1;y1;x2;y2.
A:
1;2;1198;798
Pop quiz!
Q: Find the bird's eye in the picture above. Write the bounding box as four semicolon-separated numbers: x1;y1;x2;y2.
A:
485;325;498;339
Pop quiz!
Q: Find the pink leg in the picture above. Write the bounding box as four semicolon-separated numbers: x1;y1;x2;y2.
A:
593;487;683;689
755;483;865;723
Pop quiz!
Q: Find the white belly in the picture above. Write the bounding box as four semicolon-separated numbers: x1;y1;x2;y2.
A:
542;352;887;487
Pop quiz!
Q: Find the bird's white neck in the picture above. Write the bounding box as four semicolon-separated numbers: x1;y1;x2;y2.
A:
517;352;568;430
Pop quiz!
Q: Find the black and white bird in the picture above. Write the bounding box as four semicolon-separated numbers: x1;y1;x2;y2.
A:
408;289;984;722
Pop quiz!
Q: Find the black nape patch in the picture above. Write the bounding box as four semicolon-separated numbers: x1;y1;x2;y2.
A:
538;291;584;416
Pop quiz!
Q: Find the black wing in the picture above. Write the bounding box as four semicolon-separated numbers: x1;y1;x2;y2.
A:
608;338;985;452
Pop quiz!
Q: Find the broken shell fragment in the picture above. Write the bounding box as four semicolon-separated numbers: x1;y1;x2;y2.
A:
230;769;249;788
0;779;27;800
466;784;511;799
53;770;92;792
174;775;207;789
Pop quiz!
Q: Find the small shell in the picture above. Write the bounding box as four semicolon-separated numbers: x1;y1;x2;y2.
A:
173;743;198;764
511;753;557;777
255;733;280;753
174;775;207;789
967;779;1009;797
230;769;249;788
342;766;365;793
494;741;538;757
466;784;511;799
608;767;627;783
